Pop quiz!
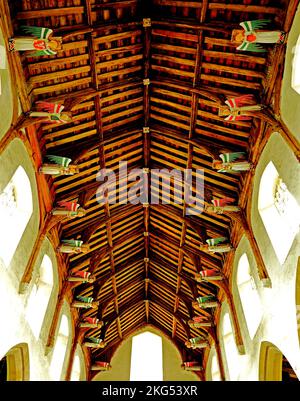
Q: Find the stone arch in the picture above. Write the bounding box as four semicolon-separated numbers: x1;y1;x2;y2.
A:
0;138;39;279
1;343;30;381
92;325;199;382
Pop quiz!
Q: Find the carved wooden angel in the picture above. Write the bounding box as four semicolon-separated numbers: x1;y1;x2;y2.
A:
205;197;241;214
52;201;86;218
232;19;286;52
58;239;90;254
219;95;263;121
39;155;79;176
9;26;62;55
212;152;253;172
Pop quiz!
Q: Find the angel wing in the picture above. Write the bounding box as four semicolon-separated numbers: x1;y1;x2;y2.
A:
45;154;72;167
193;316;205;323
19;26;53;39
36;101;64;113
239;19;271;32
28;48;57;57
77;296;93;303
86;337;102;344
206;236;227;246
236;41;266;52
57;201;80;211
212;197;235;207
73;271;91;279
225;94;255;110
62;239;83;247
219;152;246;163
197;295;216;303
224;114;253;121
84;317;99;324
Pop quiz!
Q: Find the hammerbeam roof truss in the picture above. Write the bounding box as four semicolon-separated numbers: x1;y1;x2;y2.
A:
10;0;292;367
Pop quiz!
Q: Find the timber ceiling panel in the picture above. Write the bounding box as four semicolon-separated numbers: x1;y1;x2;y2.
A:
9;0;291;372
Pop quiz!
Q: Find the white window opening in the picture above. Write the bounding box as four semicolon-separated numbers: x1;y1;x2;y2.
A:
237;254;262;339
130;332;163;381
222;313;239;381
50;314;69;380
211;354;221;381
70;354;81;381
292;35;300;94
258;161;300;264
0;166;33;267
26;255;53;339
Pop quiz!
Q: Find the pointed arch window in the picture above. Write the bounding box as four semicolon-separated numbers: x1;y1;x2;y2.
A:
130;332;163;381
25;255;53;339
50;314;69;380
222;313;239;381
211;354;221;381
258;161;300;264
0;166;33;267
70;354;81;381
292;35;300;94
237;254;262;339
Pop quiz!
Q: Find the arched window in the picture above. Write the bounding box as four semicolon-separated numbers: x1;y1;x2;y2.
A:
70;354;81;381
50;314;69;380
130;331;163;381
292;35;300;94
0;166;33;267
259;341;299;381
0;343;30;381
237;254;262;339
25;255;53;339
258;161;300;264
211;354;221;381
222;313;239;381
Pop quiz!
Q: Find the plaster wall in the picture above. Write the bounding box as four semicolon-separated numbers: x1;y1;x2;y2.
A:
207;132;300;381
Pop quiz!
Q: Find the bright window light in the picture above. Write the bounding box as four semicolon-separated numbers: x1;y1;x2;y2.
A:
70;354;81;381
222;313;239;381
237;254;262;339
26;255;53;339
258;162;300;264
211;354;221;381
130;332;163;381
292;35;300;94
0;166;33;267
50;314;69;380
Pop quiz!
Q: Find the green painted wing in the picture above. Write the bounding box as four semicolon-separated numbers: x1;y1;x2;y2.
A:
240;19;271;32
46;154;72;167
220;152;246;163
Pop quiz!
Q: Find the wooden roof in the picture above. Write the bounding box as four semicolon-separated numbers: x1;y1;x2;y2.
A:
7;0;296;375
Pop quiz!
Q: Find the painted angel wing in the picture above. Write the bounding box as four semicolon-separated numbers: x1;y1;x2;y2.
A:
28;49;57;57
46;155;72;167
225;94;255;109
220;152;246;163
224;114;253;121
77;296;93;303
206;236;227;246
36;101;64;113
57;201;80;211
62;239;83;247
86;337;102;344
239;19;271;32
212;197;235;207
236;41;266;52
19;26;53;39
